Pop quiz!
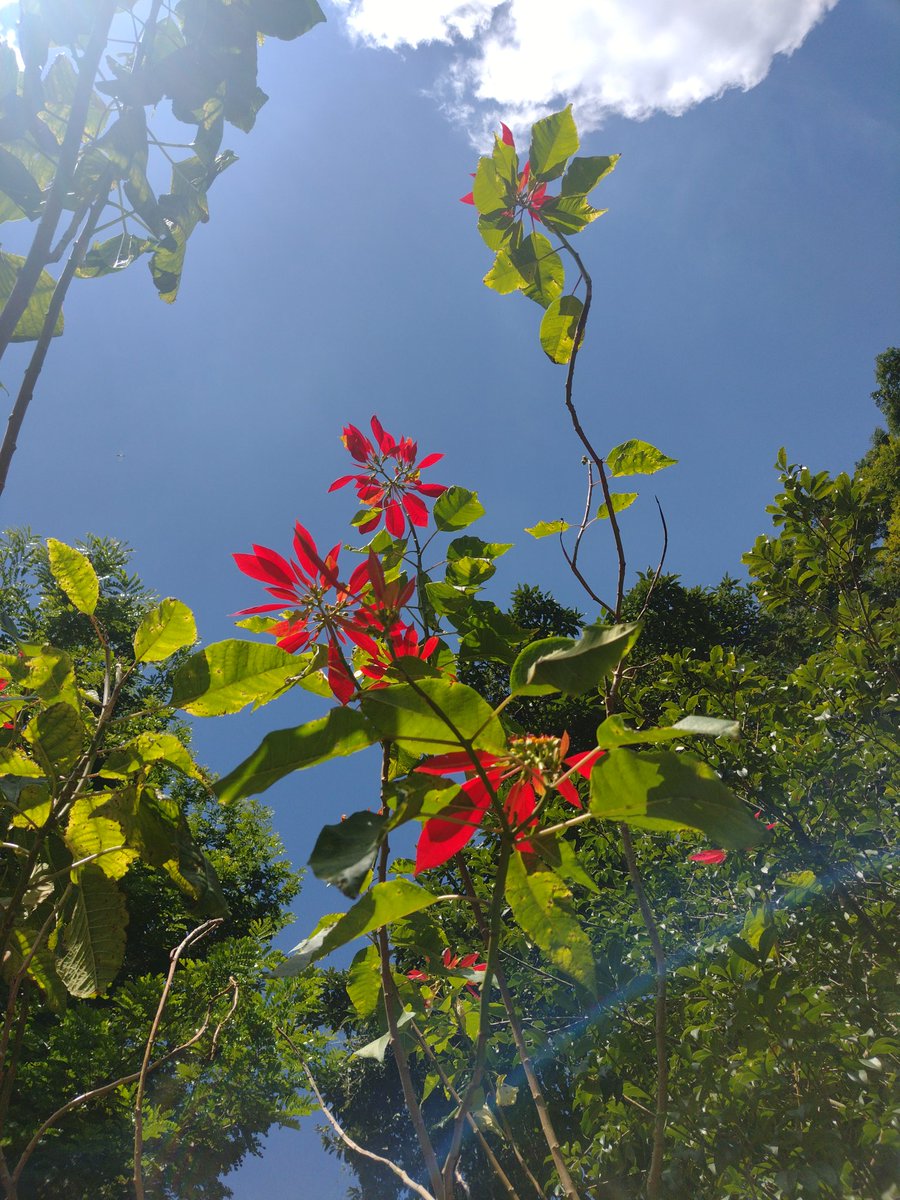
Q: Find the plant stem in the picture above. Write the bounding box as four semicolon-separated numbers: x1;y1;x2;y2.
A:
0;190;108;495
441;839;512;1191
619;825;668;1200
377;744;446;1199
0;0;116;364
284;1042;436;1200
133;919;223;1199
410;1021;520;1200
456;858;585;1200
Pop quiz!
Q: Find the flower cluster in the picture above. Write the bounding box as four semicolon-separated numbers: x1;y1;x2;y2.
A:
330;416;447;537
460;122;550;223
408;948;487;1001
414;733;604;874
234;523;371;703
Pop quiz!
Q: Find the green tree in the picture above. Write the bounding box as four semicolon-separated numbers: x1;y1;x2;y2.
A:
0;530;323;1199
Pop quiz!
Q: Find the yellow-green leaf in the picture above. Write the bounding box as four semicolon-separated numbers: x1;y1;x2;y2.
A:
133;598;197;663
46;539;99;615
0;251;64;342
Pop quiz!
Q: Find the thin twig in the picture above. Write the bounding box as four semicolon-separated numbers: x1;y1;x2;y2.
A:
456;859;585;1200
0;0;117;364
0;189;108;494
281;1035;436;1200
636;499;670;623
377;744;446;1199
133;919;223;1199
409;1021;520;1200
618;826;667;1200
11;973;232;1189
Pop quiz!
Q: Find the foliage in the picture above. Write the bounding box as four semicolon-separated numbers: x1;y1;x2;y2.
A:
0;531;318;1198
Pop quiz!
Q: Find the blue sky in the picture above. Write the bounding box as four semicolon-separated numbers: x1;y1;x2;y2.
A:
1;0;898;1194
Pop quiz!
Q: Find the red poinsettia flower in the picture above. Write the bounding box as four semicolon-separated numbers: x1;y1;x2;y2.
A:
414;733;604;874
408;949;487;1000
460;123;551;222
233;522;370;704
355;621;440;688
689;811;775;866
330;416;447;537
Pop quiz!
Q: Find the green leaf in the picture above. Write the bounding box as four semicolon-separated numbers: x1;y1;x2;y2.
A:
531;834;600;894
0;147;44;219
446;537;512;562
426;584;530;664
354;1010;415;1062
525;519;571;539
9;926;67;1013
596;492;638;519
134;598;196;663
309;810;388;899
433;487;485;532
100;731;205;783
527;623;641;696
272;880;441;975
528;105;579;182
76;233;151;279
253;0;327;39
445;555;496;589
0;251;63;342
46;539;99;615
510;232;563;309
55;866;128;998
589;748;766;847
472;156;509;215
506;855;595;993
561;154;619;196
595;714;741;749
510;637;575;697
172;639;302;715
539;195;606;236
360;678;506;755
27;702;84;774
540;295;583;364
65;794;138;880
484;250;526;295
215;707;376;803
347;943;382;1020
606;439;677;477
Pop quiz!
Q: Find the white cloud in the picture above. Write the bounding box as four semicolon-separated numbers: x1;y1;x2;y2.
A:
333;0;839;139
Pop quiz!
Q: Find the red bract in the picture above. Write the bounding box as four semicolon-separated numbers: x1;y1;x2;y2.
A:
330;416;447;537
460;125;553;223
414;734;604;874
356;621;439;688
233;522;370;704
689;849;728;866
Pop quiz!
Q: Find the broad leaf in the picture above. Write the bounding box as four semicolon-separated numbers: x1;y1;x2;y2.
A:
589;748;766;847
172;640;299;715
472;155;509;215
561;154;619;196
446;537;512;562
134;598;196;663
55;866;128;998
595;715;741;749
215;707;376;803
484;250;527;295
271;880;441;975
27;702;84;775
527;623;641;695
100;731;205;782
46;540;99;615
528;105;579;182
511;232;563;309
525;519;571;539
506;854;595;993
0;251;64;342
596;492;638;520
347;943;382;1020
309;810;388;899
606;439;677;477
361;678;506;754
433;487;485;532
65;794;138;880
8;927;67;1013
510;637;575;696
540;295;584;364
354;1010;415;1062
